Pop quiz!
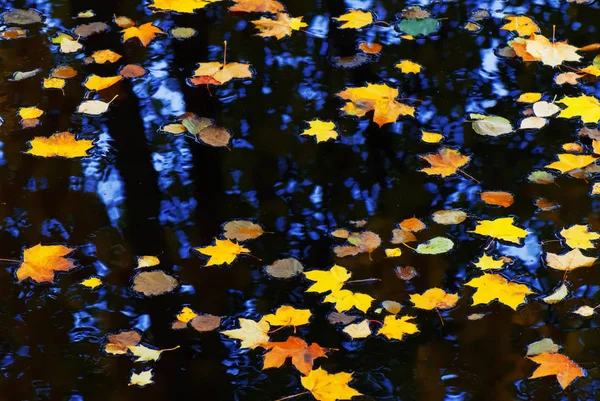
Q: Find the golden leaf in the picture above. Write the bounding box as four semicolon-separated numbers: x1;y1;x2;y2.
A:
127;344;180;362
252;13;308;40
517;92;542;103
263;336;326;375
190;61;252;85
129;369;154;387
229;0;284;13
301;119;339;143
300;368;361;401
194;238;250;266
395;60;422;74
175;307;198;324
149;0;221;13
480;191;514;207
16;244;76;284
528;352;586;389
84;74;123;91
545;153;598;173
343;320;372;339
260;305;311;326
421;131;443;143
471;217;530;244
337;83;415;127
26;132;94;158
334;10;373;29
304;265;352;294
19;107;43;119
545;249;597;271
557;94;600;124
464;274;534;310
122;22;164;46
223;220;264;241
221;318;269;349
377;315;419;341
136;255;160;268
43;77;66;90
323;289;374;313
524;34;581;67
473;254;505;270
560;224;600;249
90;49;122;64
500;15;540;37
419;147;470;177
80;277;102;289
410;288;458;310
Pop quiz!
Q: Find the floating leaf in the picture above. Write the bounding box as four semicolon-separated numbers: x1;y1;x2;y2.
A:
11;68;42;81
384;248;402;257
90;49;122;64
2;9;42;25
74;22;109;37
171;27;197;39
263;336;326;375
399;217;426;232
343;320;372;339
391;229;417;244
304;265;351;293
431;209;467;225
149;0;222;13
137;255;160;269
194;238;250;266
395;60;422;74
473;254;505;270
120;64;147;78
129;369;153;387
573;306;596;317
410;288;458;310
300;368;361;401
528;353;585;389
358;42;382;54
465;274;534;310
327;312;358;325
16;244;76;284
545;248;597;271
265;258;304;278
471;217;530;244
533;101;560;117
80;277;102;289
542;283;568;304
421;131;443;143
252;13;308;39
501;16;539;37
261;305;311;326
419;148;470;177
190;61;253;85
132;270;178;296
51;65;77;79
480;191;514;207
43;77;66;90
334;10;373;29
19;107;43;119
470;113;513;136
397;17;439;37
323;289;374;313
415;237;454;254
560;224;600;249
301;120;339;143
221;318;269;349
517;92;542;103
557;94;600;124
378;315;419;341
526;338;559;356
122;23;164;46
229;0;284;13
190;314;221;332
76;98;114;116
84;75;123;91
381;300;402;314
128;344;180;362
26;132;93;158
105;331;141;355
61;38;83;53
223;220;264;241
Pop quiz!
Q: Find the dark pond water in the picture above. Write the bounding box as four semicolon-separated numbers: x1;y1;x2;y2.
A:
1;0;600;400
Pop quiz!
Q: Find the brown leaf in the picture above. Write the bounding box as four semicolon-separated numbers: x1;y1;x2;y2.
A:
223;220;264;241
399;217;426;232
74;22;109;37
21;118;40;128
132;270;178;296
402;6;430;19
190;314;221;332
395;266;418;281
51;65;77;79
198;126;231;147
391;229;417;244
265;258;304;279
347;231;381;252
114;16;135;28
119;64;147;78
331;229;350;238
333;245;359;257
579;127;600;141
105;331;141;354
327;312;359;325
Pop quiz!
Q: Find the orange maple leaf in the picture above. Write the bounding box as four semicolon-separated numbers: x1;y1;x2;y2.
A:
529;352;586;389
16;244;76;283
419;148;470;177
263;336;326;375
228;0;284;13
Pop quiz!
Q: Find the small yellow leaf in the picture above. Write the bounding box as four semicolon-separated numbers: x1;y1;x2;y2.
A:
473;254;505;270
395;60;422;74
300;368;362;401
304;265;352;294
501;15;540;37
83;74;123;91
323;289;374;313
517;92;542;103
465;274;534;310
194;238;250;266
176;307;198;324
377;315;419;341
90;49;122;64
410;288;458;310
545;248;597;271
16;244;76;284
80;277;102;289
343;320;371;339
421;131;443;143
557;94;600;124
260;305;311;326
221;318;270;349
128;344;180;362
471;217;530;244
334;10;373;29
19;107;43;119
545;153;598;173
301;120;339;143
122;22;164;46
149;0;222;13
136;255;160;268
560;224;600;249
385;248;402;257
129;369;154;387
43;77;66;90
419;147;470;177
252;13;307;40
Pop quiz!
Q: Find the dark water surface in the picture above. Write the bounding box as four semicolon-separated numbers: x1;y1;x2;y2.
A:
1;0;600;400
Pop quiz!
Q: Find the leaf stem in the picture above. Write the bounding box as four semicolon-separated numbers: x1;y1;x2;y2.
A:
223;40;227;66
435;308;445;326
346;278;381;284
0;258;20;263
457;168;480;183
274;391;310;401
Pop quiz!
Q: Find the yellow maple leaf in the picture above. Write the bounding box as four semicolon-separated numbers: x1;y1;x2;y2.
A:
26;132;94;158
545;154;598;173
148;0;221;13
334;10;373;29
529;352;586;389
300;368;361;401
304;265;351;293
129;369;153;387
252;13;308;40
19;106;43;119
471;217;530;244
190;61;253;85
500;15;540;37
260;305;311;326
545;248;597;271
80;277;102;289
410;288;458;310
194;238;250;266
464;274;534;310
221;318;269;349
377;315;419;341
301;119;339;143
90;49;122;64
122;22;164;47
175;306;198;323
323;289;374;313
419;147;470;177
395;60;423;74
16;244;76;283
473;254;505;270
228;0;284;13
560;224;600;249
524;34;581;67
43;77;66;90
84;75;123;91
557;94;600;124
336;83;415;127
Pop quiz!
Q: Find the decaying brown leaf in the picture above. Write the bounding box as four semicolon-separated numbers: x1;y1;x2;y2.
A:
132;270;178;296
